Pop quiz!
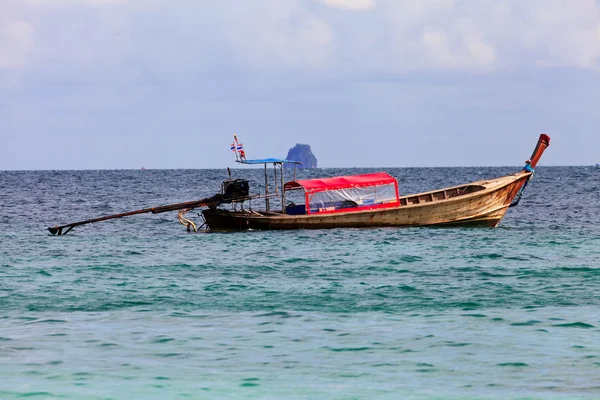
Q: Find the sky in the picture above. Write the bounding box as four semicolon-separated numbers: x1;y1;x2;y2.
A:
1;0;600;170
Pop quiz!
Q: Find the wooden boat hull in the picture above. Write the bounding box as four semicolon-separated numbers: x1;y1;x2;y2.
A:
202;172;531;231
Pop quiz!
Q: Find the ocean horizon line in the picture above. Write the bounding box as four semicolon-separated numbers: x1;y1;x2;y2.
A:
0;164;588;173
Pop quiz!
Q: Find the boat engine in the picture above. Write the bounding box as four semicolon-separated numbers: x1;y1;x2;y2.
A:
193;178;251;211
221;179;250;201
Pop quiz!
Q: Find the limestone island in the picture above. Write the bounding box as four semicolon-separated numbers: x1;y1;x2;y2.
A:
285;144;317;168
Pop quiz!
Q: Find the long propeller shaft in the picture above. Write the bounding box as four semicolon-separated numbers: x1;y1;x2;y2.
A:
48;195;222;235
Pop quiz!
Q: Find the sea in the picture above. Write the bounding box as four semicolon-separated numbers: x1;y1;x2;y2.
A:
0;166;599;399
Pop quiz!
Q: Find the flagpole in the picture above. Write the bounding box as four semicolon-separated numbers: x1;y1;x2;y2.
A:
233;133;245;162
232;134;240;162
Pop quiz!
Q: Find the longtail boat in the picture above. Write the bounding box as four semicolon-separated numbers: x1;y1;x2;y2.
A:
48;134;550;235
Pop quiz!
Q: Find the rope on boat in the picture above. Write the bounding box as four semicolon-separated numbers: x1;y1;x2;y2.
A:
178;209;198;232
509;164;534;208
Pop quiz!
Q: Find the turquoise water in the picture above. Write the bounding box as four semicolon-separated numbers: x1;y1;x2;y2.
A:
1;167;599;399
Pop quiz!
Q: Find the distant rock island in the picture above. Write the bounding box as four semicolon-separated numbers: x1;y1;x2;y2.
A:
285;144;317;168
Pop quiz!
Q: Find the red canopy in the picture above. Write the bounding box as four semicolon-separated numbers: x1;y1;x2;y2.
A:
284;172;397;194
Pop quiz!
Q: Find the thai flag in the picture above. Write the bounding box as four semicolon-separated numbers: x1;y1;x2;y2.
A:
237;143;243;151
230;143;236;152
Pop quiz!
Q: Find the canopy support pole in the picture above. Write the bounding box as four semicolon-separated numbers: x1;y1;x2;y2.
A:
280;163;285;214
264;163;270;211
273;163;278;196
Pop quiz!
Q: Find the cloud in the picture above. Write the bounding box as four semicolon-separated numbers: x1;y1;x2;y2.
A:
464;38;496;67
0;21;34;69
218;1;335;70
24;0;125;4
1;0;599;78
320;0;376;11
0;2;34;70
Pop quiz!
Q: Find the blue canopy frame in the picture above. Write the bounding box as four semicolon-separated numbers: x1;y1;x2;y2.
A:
236;158;301;213
238;158;301;165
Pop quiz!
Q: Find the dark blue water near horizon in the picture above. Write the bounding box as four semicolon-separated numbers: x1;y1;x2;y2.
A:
1;166;599;399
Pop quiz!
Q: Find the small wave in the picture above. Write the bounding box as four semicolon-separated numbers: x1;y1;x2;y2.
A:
416;362;434;367
27;319;68;325
169;312;209;319
14;392;56;398
397;285;418;292
470;253;504;260
72;372;93;377
497;362;529;367
479;271;513;277
282;257;317;263
254;311;294;318
553;322;595;328
398;255;424;263
446;342;471;347
97;301;154;310
510;320;542;326
455;301;481;310
325;347;372;352
153;353;183;358
505;256;529;261
557;267;600;273
152;337;175;344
